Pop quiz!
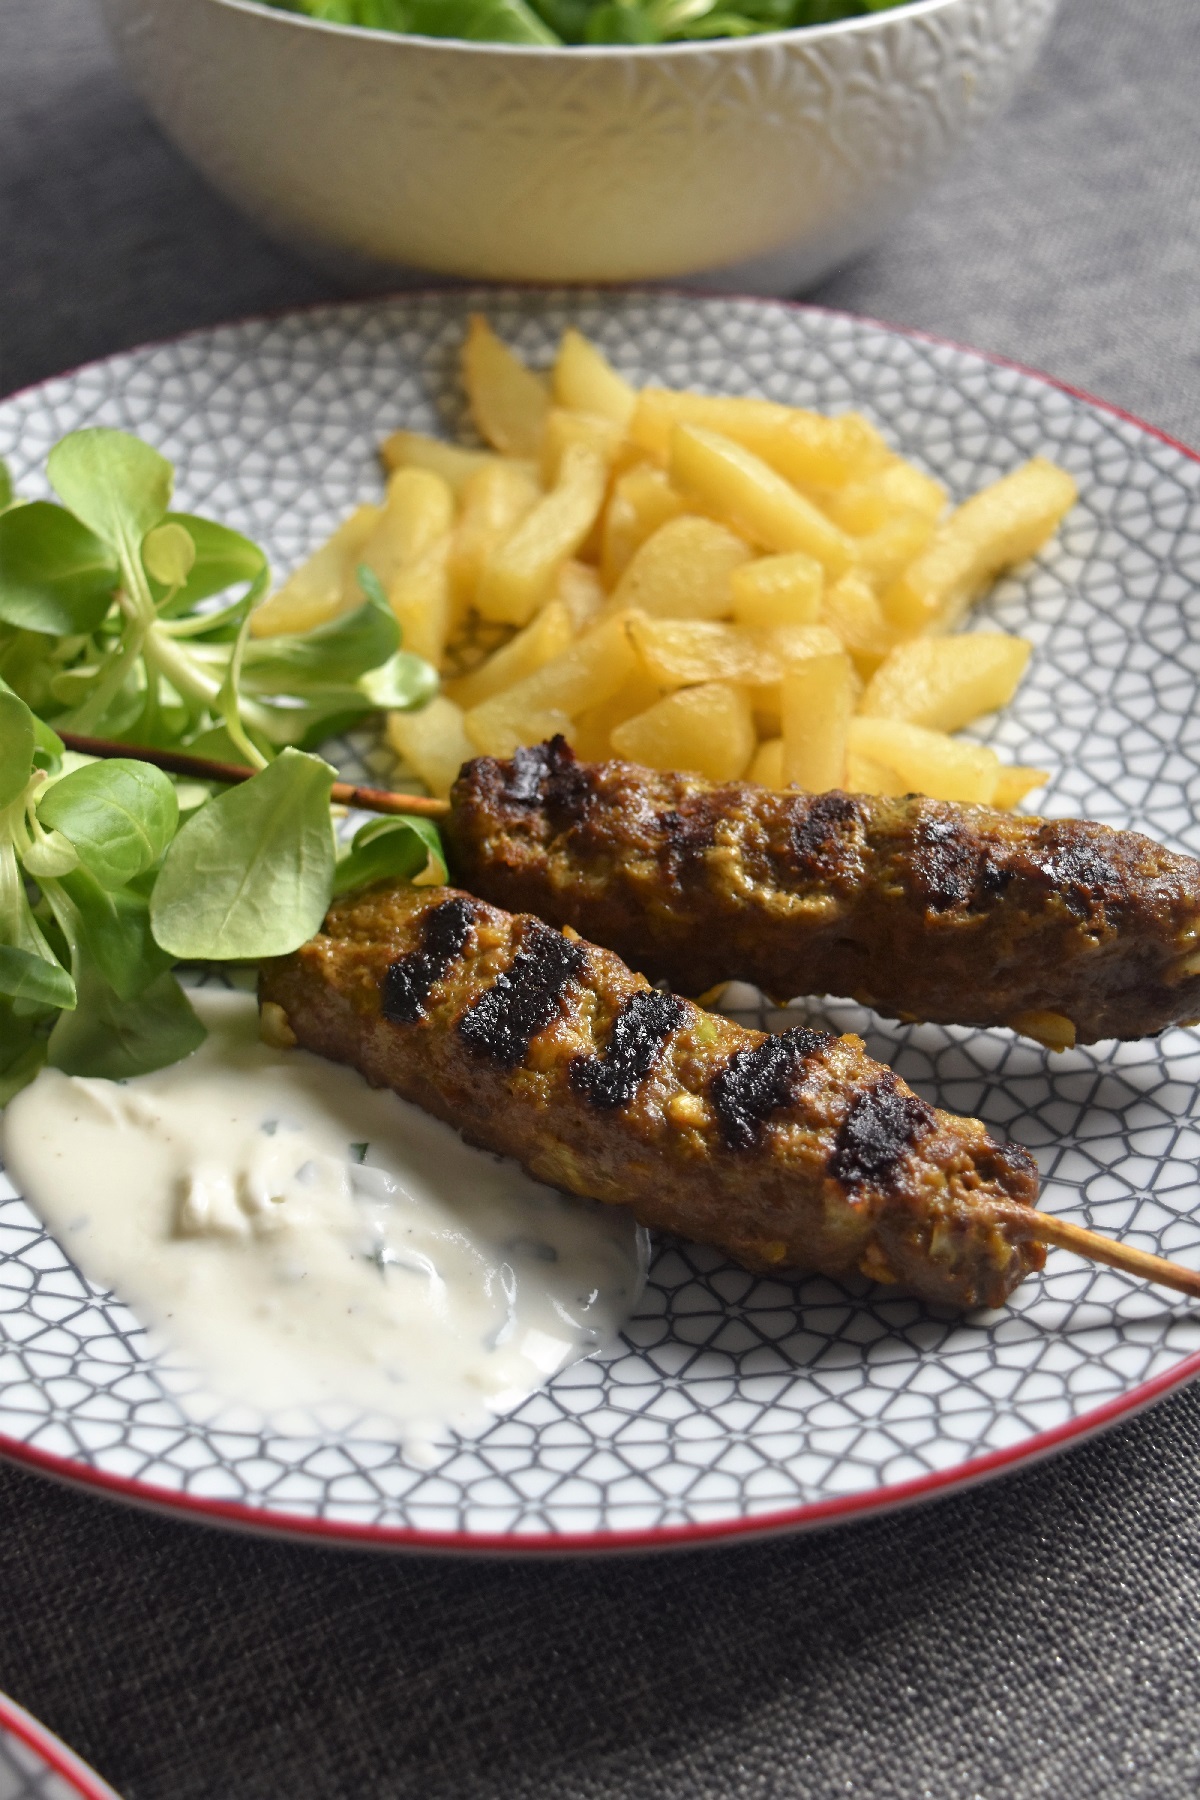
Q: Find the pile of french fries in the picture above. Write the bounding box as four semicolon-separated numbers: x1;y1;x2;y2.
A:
250;317;1077;805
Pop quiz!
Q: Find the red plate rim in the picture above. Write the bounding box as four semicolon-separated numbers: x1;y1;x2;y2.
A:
2;289;1200;1557
0;1691;122;1800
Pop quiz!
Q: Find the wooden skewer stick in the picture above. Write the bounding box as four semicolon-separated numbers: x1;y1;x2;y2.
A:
996;1203;1200;1301
1031;1211;1200;1301
57;731;451;819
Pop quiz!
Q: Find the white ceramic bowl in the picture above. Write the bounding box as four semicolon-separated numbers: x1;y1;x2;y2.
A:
99;0;1057;293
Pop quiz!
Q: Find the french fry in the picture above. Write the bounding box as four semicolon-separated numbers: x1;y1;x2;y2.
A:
752;695;784;739
754;623;845;685
464;611;638;757
540;408;629;487
781;653;854;791
380;430;517;495
669;425;855;571
629;612;770;680
360;321;1075;817
572;671;664;761
386;694;475;799
820;570;900;677
847;716;1002;805
752;625;852;733
844;750;909;797
463;315;549;458
749;736;785;788
553;329;637;428
823;460;946;533
365;468;455;587
884;457;1077;632
476;442;608;626
630;389;886;489
600;466;688;587
991;765;1050;810
730;552;824;628
445;599;574;712
388;533;453;668
553;558;605;632
851;508;935;588
630;389;792;460
859;634;1032;733
610;682;755;784
251;504;381;638
612;516;752;620
753;413;890;492
629;617;842;690
448;460;542;611
877;459;947;522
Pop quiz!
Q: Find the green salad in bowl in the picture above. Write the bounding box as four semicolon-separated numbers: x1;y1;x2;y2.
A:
267;0;906;46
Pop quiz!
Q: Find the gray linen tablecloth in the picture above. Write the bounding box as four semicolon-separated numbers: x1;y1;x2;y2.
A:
5;3;1200;1795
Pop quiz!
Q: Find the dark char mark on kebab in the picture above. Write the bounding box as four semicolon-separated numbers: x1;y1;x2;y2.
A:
1033;827;1122;917
499;735;594;823
712;1028;833;1151
658;799;718;860
571;991;690;1108
911;816;1000;913
460;918;587;1069
381;895;478;1024
789;792;866;881
829;1073;937;1191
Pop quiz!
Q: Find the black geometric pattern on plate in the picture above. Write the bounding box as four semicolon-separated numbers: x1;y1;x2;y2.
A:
2;291;1200;1544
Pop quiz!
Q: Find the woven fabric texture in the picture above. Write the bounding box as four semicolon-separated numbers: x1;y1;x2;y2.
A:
4;1;1200;1796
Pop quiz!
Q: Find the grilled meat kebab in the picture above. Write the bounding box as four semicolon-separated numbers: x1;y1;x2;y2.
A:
445;738;1200;1046
260;882;1044;1309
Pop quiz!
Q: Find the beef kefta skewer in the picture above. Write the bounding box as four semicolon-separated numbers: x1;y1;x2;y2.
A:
260;883;1200;1306
69;731;1200;1045
446;739;1200;1047
260;882;1047;1310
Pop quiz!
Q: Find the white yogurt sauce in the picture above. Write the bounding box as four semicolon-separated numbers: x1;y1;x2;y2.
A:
2;991;647;1461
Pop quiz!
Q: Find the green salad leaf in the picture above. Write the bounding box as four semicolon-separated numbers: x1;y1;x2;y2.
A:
0;688;35;808
142;521;198;589
267;0;906;40
0;1000;49;1106
52;867;173;1001
150;749;338;959
38;759;179;890
0;430;436;754
151;513;267;617
0;431;450;1103
240;584;399;690
0;503;119;636
47;962;206;1082
47;429;173;567
333;812;448;896
273;0;557;37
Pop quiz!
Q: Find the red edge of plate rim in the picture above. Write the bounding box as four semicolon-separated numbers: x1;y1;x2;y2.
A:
2;286;1200;1558
0;1692;122;1800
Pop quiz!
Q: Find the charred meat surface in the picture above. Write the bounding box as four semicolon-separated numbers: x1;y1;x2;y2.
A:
445;739;1200;1044
260;882;1043;1309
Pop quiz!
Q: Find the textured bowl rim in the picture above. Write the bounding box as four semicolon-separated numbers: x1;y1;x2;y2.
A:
205;0;979;60
3;285;1196;1558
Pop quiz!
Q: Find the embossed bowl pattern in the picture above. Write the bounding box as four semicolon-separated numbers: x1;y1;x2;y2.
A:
3;290;1200;1553
97;0;1057;291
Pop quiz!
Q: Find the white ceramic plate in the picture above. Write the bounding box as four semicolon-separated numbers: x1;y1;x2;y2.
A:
3;290;1200;1554
0;1695;121;1800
